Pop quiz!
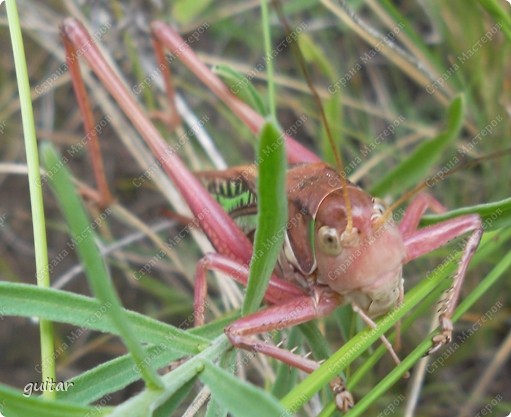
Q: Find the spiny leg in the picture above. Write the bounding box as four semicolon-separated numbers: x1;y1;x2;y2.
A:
224;289;354;411
402;199;483;353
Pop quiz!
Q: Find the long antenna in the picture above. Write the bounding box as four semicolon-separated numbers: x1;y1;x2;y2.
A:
272;0;354;234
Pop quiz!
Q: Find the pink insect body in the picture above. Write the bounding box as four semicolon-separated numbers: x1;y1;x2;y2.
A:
60;18;483;411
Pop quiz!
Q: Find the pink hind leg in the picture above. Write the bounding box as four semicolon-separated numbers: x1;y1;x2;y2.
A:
224;289;354;411
150;21;320;164
60;18;254;265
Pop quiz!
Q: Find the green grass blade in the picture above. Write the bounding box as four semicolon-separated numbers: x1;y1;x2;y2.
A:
298;32;336;81
271;328;301;398
0;280;217;405
153;378;197;417
0;383;110;417
58;323;221;405
478;0;511;41
298;322;332;360
5;0;55;395
243;121;287;315
321;92;343;166
106;336;230;417
205;349;236;417
0;282;207;350
61;346;183;406
213;65;268;116
171;0;213;24
421;197;511;231
370;95;465;196
261;0;276;119
200;361;286;417
40;142;163;390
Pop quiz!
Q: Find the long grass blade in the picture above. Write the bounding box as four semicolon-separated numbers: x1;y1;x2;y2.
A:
40;142;163;390
4;0;55;397
370;95;465;196
243;121;287;314
0;282;209;350
200;360;286;417
0;383;109;417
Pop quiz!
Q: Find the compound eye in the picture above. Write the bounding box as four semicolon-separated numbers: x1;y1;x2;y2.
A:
371;198;386;221
318;226;343;256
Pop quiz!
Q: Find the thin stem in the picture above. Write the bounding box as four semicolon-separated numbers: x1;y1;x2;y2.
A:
261;0;276;119
5;0;55;398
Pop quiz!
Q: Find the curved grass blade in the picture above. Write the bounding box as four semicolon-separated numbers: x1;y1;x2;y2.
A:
0;282;207;351
421;197;511;231
40;142;162;390
153;377;197;417
242;3;286;315
106;336;230;417
370;95;465;196
61;345;183;406
0;383;110;417
57;320;227;405
213;64;268;116
242;120;287;315
199;360;286;417
478;0;511;42
0;281;231;406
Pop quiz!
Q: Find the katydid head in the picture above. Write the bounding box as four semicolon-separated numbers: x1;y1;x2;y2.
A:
314;186;406;317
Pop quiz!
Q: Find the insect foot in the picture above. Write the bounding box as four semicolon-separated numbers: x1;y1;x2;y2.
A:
428;315;454;355
329;376;354;412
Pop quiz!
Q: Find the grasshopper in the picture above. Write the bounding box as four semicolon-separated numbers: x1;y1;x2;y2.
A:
60;17;483;411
